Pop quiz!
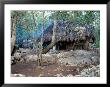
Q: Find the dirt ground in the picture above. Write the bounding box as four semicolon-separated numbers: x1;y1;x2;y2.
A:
11;61;91;77
11;49;100;77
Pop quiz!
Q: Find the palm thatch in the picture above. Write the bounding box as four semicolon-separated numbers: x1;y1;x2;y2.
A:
43;21;95;43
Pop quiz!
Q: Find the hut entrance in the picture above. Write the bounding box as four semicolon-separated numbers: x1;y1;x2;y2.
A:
56;41;75;50
56;41;66;50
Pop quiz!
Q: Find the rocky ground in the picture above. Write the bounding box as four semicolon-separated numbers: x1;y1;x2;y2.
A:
11;48;100;77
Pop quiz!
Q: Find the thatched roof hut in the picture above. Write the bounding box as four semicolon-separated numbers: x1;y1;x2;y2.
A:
43;21;95;43
40;21;95;51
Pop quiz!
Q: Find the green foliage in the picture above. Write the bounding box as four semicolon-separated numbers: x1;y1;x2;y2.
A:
49;11;74;21
11;10;39;32
12;10;100;48
74;11;100;48
74;11;96;25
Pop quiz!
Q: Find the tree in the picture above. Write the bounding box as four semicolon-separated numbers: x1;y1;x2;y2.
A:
11;11;26;54
11;11;39;55
42;18;57;54
37;11;45;66
42;11;75;53
92;11;100;48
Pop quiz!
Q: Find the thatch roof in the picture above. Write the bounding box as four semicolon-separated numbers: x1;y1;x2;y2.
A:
42;21;95;42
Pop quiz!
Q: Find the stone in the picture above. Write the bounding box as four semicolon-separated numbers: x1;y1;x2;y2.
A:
14;52;21;59
75;64;100;77
57;50;99;66
24;54;38;63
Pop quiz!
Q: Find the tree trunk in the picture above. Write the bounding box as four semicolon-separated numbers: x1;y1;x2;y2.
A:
53;46;56;50
42;41;57;54
42;20;57;54
84;40;89;50
37;11;45;66
11;18;16;55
